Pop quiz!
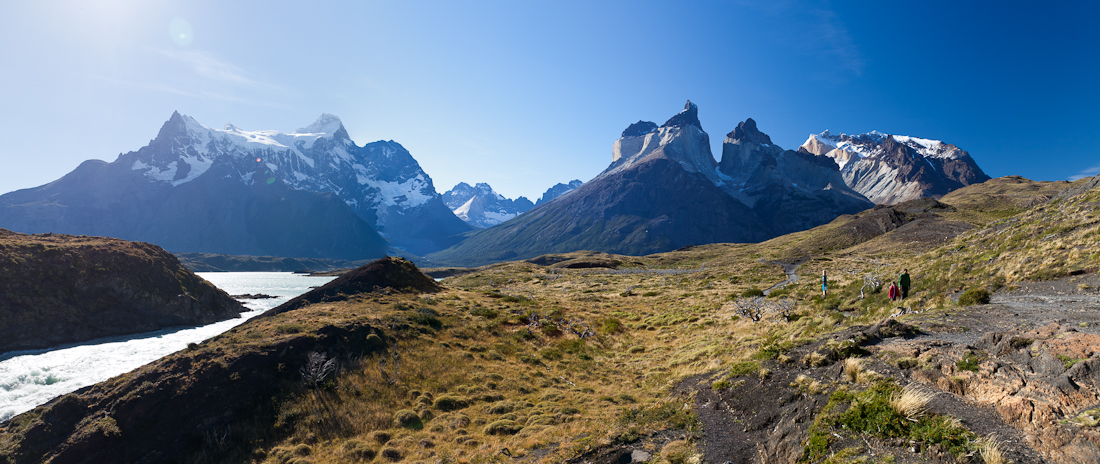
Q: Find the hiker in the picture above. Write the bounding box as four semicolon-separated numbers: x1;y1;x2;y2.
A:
821;270;827;298
899;269;911;299
888;282;898;301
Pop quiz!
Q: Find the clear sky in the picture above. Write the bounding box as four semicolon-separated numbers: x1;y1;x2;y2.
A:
1;1;1097;202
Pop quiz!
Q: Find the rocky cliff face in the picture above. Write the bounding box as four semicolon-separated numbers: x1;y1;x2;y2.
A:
442;182;534;228
426;101;775;266
800;130;990;204
0;230;243;353
430;102;883;266
535;179;584;206
719;119;873;237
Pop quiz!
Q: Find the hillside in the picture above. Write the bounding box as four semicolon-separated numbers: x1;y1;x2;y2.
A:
3;175;1098;463
0;230;243;354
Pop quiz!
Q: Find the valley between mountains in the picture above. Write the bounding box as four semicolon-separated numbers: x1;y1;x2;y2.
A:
0;101;1092;464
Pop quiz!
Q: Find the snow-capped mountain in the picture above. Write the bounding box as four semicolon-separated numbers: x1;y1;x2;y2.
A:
428;101;774;266
442;182;534;228
430;101;876;266
138;112;470;254
535;180;583;206
799;130;990;204
0;112;471;258
718;119;872;236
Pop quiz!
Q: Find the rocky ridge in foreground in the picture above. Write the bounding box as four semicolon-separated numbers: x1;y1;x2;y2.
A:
0;230;243;354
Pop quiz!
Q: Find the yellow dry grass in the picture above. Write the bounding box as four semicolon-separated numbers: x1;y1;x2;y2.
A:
889;384;936;421
980;434;1009;464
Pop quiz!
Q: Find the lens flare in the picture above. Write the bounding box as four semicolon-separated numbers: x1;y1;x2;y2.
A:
169;18;193;46
256;158;262;163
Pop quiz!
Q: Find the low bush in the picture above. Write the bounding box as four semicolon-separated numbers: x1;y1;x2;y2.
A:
393;409;422;429
483;419;522;435
433;396;470;411
958;288;991;306
741;287;765;298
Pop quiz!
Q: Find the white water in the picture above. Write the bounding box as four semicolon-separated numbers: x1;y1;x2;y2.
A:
0;272;334;421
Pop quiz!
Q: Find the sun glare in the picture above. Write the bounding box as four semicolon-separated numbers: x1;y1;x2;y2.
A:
169;18;193;46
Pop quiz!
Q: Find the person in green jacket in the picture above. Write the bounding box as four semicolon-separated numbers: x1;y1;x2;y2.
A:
899;269;911;299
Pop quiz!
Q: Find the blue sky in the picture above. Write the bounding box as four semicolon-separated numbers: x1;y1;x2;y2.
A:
1;1;1097;201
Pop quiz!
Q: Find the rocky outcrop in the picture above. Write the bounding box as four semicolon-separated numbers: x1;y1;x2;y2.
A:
267;256;442;315
0;315;387;464
535;179;583;206
0;230;243;353
878;322;1100;462
800;130;990;204
719;118;873;237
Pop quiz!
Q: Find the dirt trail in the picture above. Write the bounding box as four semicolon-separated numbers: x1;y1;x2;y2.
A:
763;260;803;296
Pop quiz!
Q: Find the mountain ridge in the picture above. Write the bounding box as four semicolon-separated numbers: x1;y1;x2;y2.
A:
428;101;872;266
0;112;472;258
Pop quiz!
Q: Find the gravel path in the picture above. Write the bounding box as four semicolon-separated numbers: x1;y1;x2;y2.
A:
763;260;802;296
904;273;1100;347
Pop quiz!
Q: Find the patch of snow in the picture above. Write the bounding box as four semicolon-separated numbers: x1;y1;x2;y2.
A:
171;155;213;186
362;173;432;208
482;210;517;226
453;196;475;220
146;161;178;182
294;113;343;136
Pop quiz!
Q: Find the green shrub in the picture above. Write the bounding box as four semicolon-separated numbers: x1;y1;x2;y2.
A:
958;288;991;306
470;306;499;319
409;313;442;330
1058;354;1084;370
741;287;765;298
956;352;983;372
804;382;980;462
342;439;377;460
483;419;522;435
433;396;469;411
599;317;625;335
540;348;563;360
393;409;422;429
727;361;760;377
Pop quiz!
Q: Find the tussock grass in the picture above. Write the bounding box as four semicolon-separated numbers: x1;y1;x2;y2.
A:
980;434;1009;464
889;384;935;420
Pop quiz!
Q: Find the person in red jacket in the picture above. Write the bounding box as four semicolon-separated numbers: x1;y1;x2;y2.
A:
888;282;898;301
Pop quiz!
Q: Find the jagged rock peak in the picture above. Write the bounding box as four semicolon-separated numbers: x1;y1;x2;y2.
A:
622;121;658;138
660;100;702;130
726;118;773;145
295;113;344;135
